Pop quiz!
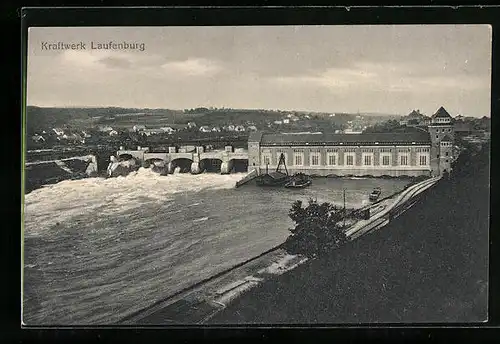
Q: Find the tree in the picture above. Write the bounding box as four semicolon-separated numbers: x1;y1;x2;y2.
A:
285;198;348;257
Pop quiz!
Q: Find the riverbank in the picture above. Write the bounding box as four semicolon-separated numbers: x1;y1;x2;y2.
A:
207;144;489;324
25;146;117;194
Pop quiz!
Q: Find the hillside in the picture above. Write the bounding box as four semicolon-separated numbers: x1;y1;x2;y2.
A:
25;106;400;137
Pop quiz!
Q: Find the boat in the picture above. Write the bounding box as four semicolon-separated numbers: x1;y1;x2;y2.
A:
255;171;290;186
369;187;382;201
255;153;292;187
285;172;312;188
285;178;312;189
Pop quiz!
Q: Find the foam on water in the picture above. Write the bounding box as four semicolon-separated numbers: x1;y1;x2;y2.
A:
24;169;246;236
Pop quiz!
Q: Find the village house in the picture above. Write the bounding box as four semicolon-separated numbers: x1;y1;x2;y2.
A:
211;126;222;132
98;125;114;133
133;125;146;132
421;116;432;125
109;130;119;136
32;134;45;143
141;128;164;136
59;132;84;142
187;122;197;129
399;109;431;126
283;119;290;124
160;127;176;134
235;125;246;132
199;126;212;133
52;128;65;136
247;125;258;131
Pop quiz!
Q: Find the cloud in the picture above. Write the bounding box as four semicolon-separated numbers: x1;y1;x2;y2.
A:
269;59;488;95
161;58;222;77
60;50;104;67
270;63;379;90
97;56;132;69
59;50;166;71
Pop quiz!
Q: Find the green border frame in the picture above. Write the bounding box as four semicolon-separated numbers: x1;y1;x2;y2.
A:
20;19;28;326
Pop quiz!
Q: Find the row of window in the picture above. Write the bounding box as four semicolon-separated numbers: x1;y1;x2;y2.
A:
263;153;428;167
264;147;430;154
415;148;430;153
434;118;452;123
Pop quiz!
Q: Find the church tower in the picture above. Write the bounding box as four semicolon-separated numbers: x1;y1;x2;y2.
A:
428;106;454;176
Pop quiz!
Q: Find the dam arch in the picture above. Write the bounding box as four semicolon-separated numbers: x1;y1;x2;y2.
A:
200;158;223;173
118;153;134;161
168;158;193;174
230;159;249;173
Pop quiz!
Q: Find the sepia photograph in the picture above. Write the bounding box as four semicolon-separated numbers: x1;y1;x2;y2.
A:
22;24;491;326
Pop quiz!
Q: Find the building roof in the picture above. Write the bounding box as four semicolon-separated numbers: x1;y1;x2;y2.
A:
432;106;452;119
253;131;431;146
407;110;423;118
441;134;453;142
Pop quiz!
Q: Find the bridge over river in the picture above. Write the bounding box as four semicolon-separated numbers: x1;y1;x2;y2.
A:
116;145;249;174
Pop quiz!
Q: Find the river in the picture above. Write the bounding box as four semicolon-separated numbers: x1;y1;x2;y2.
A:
22;169;408;325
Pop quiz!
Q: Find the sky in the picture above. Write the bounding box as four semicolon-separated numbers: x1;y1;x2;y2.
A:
27;25;492;117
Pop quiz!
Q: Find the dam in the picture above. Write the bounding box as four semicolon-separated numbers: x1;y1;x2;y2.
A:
115;145;249;175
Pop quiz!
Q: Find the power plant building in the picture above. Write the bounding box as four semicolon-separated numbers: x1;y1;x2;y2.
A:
248;107;455;177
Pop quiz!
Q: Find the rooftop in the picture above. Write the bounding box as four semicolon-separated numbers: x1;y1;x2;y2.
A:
252;131;431;145
432;106;452;119
407;110;423;118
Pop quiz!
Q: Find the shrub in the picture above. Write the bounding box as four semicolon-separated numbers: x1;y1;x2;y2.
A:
284;198;349;257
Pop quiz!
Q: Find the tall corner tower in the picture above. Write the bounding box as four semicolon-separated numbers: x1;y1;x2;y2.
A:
428;106;455;175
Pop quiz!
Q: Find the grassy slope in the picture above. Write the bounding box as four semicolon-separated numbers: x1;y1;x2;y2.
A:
209;145;490;324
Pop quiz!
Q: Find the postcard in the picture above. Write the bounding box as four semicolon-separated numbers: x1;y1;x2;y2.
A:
23;24;491;326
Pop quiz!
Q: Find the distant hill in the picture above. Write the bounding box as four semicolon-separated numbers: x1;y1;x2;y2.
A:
25;106;397;135
26;106;293;133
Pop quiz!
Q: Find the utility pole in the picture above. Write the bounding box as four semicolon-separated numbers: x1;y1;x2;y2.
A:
343;189;346;228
